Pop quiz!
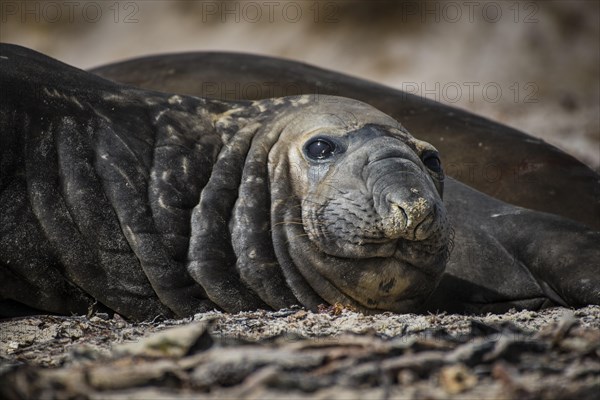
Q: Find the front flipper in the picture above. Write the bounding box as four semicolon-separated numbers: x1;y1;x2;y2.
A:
425;179;600;313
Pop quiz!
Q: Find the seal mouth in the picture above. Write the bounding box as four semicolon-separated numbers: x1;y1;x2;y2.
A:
334;257;442;313
353;295;427;315
303;220;450;313
359;237;395;245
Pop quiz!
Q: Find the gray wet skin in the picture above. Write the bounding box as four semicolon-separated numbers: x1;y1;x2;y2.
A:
1;44;599;320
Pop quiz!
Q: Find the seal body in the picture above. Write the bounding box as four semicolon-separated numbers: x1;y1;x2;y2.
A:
1;44;599;320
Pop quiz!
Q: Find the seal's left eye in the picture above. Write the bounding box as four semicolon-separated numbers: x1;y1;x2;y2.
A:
422;151;442;173
304;138;336;160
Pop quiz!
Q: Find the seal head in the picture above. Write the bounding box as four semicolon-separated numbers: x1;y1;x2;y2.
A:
267;97;451;313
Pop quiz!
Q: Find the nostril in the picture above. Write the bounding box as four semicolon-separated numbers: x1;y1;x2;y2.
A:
387;203;408;236
383;197;434;240
390;203;408;226
413;211;436;240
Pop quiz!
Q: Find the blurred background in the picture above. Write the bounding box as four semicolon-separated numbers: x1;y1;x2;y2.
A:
1;0;598;170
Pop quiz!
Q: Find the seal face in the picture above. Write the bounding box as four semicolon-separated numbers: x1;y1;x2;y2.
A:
266;98;451;313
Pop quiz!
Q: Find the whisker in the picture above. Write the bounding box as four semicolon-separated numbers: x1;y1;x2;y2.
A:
273;221;305;227
284;233;312;246
273;220;327;228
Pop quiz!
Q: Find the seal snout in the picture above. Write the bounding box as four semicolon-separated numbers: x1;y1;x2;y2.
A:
383;195;436;241
366;155;440;242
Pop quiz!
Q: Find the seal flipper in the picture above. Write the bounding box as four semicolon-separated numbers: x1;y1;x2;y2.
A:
430;179;600;312
503;214;600;307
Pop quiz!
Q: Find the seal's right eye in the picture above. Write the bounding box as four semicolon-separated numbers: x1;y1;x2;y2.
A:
304;137;337;160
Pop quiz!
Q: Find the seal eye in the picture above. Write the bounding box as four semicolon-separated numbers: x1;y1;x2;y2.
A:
422;151;442;173
304;137;337;160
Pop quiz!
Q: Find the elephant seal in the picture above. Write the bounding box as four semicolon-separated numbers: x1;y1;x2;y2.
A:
1;44;599;320
90;52;600;229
